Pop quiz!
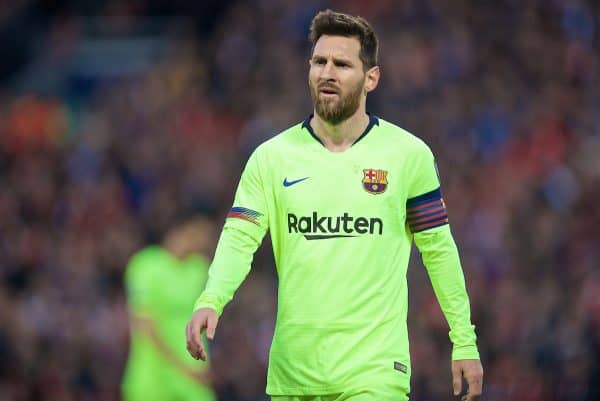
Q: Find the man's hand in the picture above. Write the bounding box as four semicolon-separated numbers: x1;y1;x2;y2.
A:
186;307;219;361
452;359;483;400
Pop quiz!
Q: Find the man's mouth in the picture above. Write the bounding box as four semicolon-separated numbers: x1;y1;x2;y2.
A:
319;87;339;96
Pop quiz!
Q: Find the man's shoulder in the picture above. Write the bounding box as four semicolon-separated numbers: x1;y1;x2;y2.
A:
248;120;307;164
376;117;431;153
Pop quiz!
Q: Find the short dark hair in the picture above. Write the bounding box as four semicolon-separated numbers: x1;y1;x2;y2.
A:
308;9;379;70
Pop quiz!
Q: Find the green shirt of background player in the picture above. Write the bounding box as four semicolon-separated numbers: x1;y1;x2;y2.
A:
186;9;483;401
122;217;216;401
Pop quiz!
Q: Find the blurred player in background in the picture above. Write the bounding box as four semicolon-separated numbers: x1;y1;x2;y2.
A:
187;9;483;401
122;215;216;401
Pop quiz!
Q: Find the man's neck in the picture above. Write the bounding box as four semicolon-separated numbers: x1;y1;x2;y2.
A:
311;110;370;152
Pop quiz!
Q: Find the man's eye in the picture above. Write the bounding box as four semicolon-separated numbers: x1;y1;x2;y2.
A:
315;59;326;65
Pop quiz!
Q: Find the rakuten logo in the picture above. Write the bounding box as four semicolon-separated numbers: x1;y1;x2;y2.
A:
287;212;383;240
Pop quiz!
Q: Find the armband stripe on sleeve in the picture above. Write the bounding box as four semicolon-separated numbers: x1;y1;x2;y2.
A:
227;207;263;226
406;208;447;223
411;218;449;232
406;188;442;206
406;202;445;216
406;201;441;214
406;187;448;233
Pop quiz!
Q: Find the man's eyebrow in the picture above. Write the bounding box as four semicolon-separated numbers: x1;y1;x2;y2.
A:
311;54;354;64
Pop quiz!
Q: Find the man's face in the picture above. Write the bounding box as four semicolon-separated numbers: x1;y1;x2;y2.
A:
309;35;367;125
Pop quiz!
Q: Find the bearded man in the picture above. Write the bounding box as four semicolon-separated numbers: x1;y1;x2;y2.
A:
186;9;483;401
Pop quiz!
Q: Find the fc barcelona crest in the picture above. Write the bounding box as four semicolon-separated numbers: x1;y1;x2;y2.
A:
362;169;388;194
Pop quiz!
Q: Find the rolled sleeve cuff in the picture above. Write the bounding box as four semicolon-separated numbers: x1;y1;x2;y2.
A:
452;344;480;360
193;293;224;316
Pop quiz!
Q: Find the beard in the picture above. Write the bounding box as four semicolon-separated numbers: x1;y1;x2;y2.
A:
310;78;364;125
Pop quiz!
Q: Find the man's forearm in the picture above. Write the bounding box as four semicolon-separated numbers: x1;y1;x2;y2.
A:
414;225;479;360
194;226;261;315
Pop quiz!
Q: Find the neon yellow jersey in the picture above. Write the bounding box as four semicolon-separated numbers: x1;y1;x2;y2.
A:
123;246;215;401
195;115;479;395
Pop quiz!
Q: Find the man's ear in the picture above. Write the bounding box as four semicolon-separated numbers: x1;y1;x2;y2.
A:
365;66;380;93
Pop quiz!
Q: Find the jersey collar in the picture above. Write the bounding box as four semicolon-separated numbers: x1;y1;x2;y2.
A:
301;113;379;147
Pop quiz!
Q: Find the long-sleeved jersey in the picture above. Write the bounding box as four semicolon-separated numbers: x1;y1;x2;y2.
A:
195;115;479;395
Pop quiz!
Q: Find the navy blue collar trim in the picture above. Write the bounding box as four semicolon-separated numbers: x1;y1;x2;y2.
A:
301;113;379;146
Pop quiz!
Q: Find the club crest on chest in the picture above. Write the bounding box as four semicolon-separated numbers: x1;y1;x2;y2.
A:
362;169;388;194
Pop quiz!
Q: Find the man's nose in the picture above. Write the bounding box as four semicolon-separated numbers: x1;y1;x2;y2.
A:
320;61;336;80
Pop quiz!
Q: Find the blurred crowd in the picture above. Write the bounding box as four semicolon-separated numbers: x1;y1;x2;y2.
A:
1;0;599;400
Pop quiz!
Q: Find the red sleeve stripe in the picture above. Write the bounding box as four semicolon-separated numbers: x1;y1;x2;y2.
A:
406;208;447;223
411;217;449;232
406;199;441;213
407;201;448;232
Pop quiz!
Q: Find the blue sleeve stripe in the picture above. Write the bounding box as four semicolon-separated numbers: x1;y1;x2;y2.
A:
406;187;442;207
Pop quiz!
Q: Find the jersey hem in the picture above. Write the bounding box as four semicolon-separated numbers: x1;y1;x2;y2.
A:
267;385;347;395
266;381;411;396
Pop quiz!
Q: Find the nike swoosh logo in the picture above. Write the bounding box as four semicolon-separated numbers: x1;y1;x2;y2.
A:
283;177;309;187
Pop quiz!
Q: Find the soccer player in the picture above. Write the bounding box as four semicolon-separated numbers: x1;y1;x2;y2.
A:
122;216;216;401
186;9;483;401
